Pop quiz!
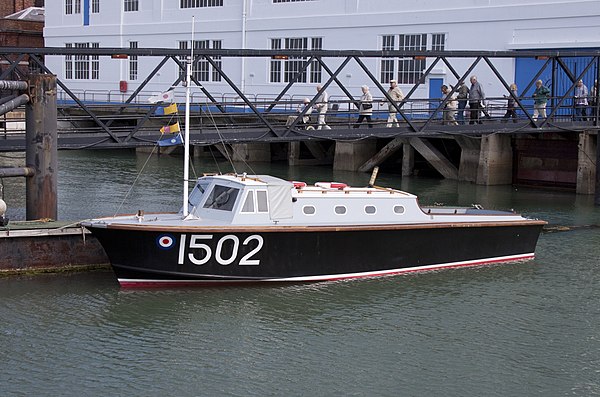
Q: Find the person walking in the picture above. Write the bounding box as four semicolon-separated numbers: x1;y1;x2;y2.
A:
441;85;458;125
502;83;518;123
315;85;331;130
354;85;373;128
532;80;550;121
574;79;589;121
454;81;469;125
286;97;313;128
468;75;485;124
385;79;404;127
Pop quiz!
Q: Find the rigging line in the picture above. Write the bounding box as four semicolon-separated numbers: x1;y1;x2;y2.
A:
112;144;159;218
203;100;261;176
202;101;237;173
208;145;223;174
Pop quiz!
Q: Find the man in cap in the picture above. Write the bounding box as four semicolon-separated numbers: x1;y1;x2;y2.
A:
385;79;404;127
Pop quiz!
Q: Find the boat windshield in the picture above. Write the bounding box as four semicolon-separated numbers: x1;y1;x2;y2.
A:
203;185;240;211
188;181;210;209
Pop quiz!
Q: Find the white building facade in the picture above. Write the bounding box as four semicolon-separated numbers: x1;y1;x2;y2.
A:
43;0;600;102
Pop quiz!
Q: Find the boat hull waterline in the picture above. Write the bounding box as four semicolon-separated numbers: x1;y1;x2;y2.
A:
88;221;545;287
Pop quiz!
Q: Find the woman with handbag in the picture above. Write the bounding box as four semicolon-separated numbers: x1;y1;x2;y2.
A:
354;85;373;128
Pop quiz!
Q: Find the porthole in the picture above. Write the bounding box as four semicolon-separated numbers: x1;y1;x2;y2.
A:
394;205;405;215
365;205;376;214
303;205;316;215
334;205;347;215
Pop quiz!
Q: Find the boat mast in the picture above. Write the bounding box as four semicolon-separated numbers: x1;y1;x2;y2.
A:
183;17;194;218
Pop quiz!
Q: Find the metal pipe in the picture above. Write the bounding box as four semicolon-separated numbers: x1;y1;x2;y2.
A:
0;94;29;116
0;80;28;90
0;167;35;178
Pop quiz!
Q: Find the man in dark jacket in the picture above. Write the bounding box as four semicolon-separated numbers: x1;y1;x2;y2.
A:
532;80;550;121
468;75;485;124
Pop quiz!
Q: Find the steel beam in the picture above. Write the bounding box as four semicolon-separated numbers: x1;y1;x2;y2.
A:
0;80;28;90
0;94;29;116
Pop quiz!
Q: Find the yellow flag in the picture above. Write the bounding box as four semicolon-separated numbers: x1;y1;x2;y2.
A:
160;122;180;134
163;103;178;115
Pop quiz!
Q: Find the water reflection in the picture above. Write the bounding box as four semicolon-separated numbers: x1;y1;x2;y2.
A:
2;150;600;395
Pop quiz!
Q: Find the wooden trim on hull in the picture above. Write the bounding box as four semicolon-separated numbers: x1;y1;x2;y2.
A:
116;253;536;288
98;220;547;233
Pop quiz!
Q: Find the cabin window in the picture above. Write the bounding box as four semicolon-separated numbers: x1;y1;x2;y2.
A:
334;206;347;215
303;206;316;215
188;182;210;208
394;205;405;215
365;205;377;214
257;190;269;213
241;191;255;213
203;185;240;211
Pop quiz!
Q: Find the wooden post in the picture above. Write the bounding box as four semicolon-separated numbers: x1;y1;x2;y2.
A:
26;74;58;220
596;132;600;205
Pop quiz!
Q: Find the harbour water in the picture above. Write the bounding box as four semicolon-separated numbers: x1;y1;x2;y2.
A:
1;150;599;396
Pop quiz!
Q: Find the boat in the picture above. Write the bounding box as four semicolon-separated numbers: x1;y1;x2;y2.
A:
81;27;545;287
82;173;546;287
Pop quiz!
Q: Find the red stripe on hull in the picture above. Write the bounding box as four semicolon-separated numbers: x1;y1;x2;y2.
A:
117;253;535;288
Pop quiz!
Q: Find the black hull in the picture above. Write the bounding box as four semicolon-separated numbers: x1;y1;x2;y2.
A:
87;222;544;287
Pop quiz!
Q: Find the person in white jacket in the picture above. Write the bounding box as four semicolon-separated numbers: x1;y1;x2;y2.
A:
353;85;373;128
441;84;458;125
315;85;331;130
385;80;404;127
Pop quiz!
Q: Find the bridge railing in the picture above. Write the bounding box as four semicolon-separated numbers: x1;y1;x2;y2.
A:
1;47;599;147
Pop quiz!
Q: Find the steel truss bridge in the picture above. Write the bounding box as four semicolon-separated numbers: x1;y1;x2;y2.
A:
0;47;599;152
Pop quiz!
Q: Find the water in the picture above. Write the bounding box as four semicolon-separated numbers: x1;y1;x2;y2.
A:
1;150;600;396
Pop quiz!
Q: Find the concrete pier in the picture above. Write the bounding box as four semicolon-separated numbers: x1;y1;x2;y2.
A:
333;141;377;171
577;131;596;195
230;143;271;162
477;135;513;185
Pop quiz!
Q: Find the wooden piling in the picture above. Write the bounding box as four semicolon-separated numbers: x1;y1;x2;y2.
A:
25;74;58;221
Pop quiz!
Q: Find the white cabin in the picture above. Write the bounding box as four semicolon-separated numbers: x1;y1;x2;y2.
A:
176;174;527;226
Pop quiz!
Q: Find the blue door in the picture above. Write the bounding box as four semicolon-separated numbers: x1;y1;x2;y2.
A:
429;78;444;119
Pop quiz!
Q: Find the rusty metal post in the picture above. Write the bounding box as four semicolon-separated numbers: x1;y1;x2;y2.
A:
25;74;58;220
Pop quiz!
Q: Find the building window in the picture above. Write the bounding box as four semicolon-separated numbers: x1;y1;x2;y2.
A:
431;33;445;51
178;40;222;82
273;0;315;2
65;42;100;80
398;34;427;85
124;0;138;12
180;0;223;8
310;37;322;83
380;35;395;83
379;33;446;85
66;0;81;14
211;40;222;82
270;39;282;83
129;41;138;81
92;0;100;13
74;42;90;80
270;36;322;84
65;43;73;79
91;43;99;80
